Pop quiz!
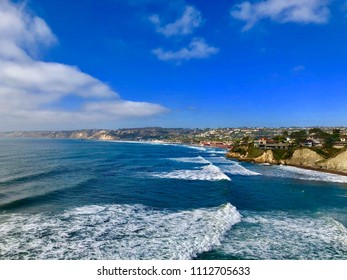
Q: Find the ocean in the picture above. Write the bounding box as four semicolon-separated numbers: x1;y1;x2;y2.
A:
0;138;346;260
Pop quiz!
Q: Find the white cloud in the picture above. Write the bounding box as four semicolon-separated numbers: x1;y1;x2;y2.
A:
231;0;330;31
0;0;167;131
152;38;219;62
150;5;202;36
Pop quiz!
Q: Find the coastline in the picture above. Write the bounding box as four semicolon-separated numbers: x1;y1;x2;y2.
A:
2;136;346;178
227;157;347;178
102;139;347;178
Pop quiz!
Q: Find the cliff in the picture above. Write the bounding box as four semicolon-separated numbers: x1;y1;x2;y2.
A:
0;128;193;142
285;149;324;168
319;150;347;174
253;150;277;164
227;147;347;176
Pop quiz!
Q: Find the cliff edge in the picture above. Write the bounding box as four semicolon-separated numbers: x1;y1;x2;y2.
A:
227;147;347;176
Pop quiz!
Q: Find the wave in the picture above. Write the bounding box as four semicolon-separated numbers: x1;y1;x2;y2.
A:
152;164;231;181
0;177;94;209
205;156;236;164
205;157;261;176
221;163;261;176
275;166;347;184
0;203;241;260
206;149;227;154
167;156;210;164
180;145;207;151
218;211;347;260
0;168;63;186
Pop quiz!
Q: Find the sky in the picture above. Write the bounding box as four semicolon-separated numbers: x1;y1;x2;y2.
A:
0;0;347;130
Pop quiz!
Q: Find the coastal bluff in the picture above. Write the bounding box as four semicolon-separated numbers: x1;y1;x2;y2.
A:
226;148;347;175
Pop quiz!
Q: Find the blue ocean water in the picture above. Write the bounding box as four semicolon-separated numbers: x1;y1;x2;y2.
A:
0;138;346;260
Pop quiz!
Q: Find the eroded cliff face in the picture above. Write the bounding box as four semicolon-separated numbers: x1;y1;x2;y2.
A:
284;148;324;168
69;131;90;139
226;151;244;159
319;150;347;173
253;150;277;164
226;147;347;175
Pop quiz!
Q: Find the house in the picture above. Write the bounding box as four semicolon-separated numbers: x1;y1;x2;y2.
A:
333;136;347;147
303;140;314;147
299;138;322;147
254;138;289;150
254;137;274;148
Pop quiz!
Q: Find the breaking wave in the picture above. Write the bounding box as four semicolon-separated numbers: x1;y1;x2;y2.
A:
221;163;261;176
167;156;210;164
218;211;347;260
274;166;347;184
0;203;241;260
206;157;261;176
152;164;231;181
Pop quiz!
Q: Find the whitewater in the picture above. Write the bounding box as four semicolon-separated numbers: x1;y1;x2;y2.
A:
0;138;346;260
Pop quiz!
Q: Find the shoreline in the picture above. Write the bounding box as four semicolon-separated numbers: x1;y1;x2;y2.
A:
102;139;347;178
228;157;347;178
2;136;346;178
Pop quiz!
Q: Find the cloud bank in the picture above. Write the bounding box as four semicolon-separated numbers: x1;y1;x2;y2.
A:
0;0;167;130
231;0;330;31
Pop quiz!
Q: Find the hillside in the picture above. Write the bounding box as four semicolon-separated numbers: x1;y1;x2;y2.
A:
0;128;195;142
227;146;347;175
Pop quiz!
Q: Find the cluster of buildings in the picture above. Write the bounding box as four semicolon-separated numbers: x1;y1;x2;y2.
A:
199;141;233;149
253;135;347;150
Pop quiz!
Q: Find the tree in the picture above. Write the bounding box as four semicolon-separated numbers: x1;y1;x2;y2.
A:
290;130;307;144
332;129;341;141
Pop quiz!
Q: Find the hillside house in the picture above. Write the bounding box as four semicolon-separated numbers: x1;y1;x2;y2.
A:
254;138;289;150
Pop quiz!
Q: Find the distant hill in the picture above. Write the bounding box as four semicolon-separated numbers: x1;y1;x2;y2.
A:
0;128;196;142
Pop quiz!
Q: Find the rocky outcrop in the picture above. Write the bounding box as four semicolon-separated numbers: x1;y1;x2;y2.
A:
284;148;324;168
319;150;347;174
69;131;90;139
253;150;277;164
227;147;347;176
226;151;244;159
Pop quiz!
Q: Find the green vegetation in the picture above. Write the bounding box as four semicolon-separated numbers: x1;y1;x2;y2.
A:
312;147;343;159
290;130;307;144
231;146;247;156
272;148;295;160
272;135;286;142
308;128;341;148
247;144;264;158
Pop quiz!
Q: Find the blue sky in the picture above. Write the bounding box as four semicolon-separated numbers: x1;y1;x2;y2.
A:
0;0;346;130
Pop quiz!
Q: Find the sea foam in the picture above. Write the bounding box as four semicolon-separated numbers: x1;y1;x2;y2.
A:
206;157;261;176
220;163;261;176
167;156;210;164
0;203;241;260
218;211;347;260
153;163;231;181
274;165;347;184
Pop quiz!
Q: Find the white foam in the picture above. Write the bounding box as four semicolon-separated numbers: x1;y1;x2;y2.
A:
0;203;241;260
205;157;261;176
168;156;210;164
206;156;236;164
153;164;231;181
206;149;227;154
219;211;347;259
221;163;261;176
180;145;207;151
274;165;347;184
